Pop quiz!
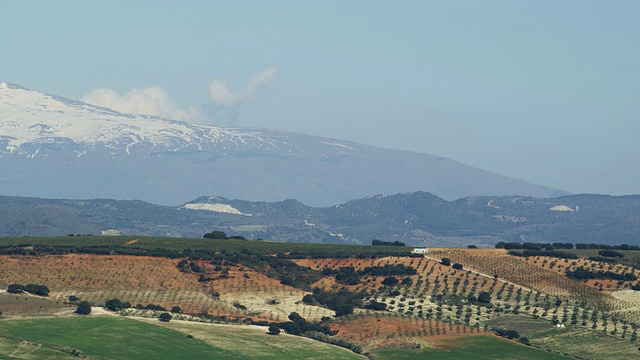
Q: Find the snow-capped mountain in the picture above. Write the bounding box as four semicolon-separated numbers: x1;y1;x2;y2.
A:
0;82;565;206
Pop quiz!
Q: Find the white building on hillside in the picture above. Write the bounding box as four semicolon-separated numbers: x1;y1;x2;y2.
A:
412;247;428;254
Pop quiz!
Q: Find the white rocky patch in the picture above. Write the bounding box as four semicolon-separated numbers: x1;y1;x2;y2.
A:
494;215;526;223
321;141;354;150
101;229;122;236
182;203;252;216
550;205;575;212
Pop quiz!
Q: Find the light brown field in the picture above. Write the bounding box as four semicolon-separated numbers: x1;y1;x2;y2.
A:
0;254;329;321
330;314;486;351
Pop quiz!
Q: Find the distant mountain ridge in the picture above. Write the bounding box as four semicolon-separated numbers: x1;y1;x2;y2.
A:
1;192;638;247
0;82;564;206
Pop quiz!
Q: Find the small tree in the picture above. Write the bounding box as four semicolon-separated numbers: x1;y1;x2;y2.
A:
105;298;124;311
159;312;172;322
268;324;281;335
302;294;315;305
452;263;463;270
382;277;399;287
203;231;228;239
7;284;23;294
75;301;92;315
441;258;451;266
478;291;491;304
171;306;182;314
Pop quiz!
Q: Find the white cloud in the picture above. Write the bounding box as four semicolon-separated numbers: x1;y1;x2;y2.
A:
81;87;204;122
208;66;276;107
80;66;276;126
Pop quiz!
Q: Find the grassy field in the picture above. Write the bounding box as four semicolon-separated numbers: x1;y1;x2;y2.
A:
528;326;640;360
0;316;364;359
0;292;71;317
371;335;572;360
0;336;76;360
486;315;553;335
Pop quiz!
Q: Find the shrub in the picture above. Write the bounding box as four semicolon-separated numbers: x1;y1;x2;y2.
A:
203;231;228;239
7;284;23;294
75;301;91;315
268;325;281;335
105;298;124;311
302;294;315;305
189;261;202;273
364;300;387;311
24;284;50;296
478;291;491;304
159;312;172;322
382;277;399;287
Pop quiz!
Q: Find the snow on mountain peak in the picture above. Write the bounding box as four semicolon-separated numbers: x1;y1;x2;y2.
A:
0;82;284;155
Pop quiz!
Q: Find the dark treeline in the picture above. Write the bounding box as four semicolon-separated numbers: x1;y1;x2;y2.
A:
588;256;617;263
0;244;185;258
371;239;406;247
496;242;574;250
598;250;625;258
497;241;640;251
508;250;578;260
575;244;640;250
566;266;638;281
7;283;50;296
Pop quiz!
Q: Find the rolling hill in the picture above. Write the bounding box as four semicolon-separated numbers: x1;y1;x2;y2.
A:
1;192;639;246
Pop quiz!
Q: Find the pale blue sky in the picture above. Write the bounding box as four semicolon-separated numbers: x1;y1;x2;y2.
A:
2;1;639;196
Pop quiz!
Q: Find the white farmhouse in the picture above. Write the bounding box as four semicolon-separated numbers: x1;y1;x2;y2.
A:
412;247;428;254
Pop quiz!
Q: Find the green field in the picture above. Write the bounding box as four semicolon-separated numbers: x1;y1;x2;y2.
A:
0;316;363;359
372;336;572;360
528;327;640;360
486;315;552;335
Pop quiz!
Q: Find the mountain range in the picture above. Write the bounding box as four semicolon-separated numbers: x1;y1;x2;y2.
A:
0;81;564;206
1;192;638;247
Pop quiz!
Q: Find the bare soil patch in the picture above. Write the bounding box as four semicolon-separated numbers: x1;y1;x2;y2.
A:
0;292;71;317
330;315;487;352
